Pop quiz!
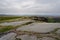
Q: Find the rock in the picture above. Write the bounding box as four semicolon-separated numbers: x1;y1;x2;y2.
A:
0;33;16;40
16;35;37;40
41;37;56;40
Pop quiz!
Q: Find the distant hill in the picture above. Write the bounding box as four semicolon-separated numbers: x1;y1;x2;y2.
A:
0;14;8;16
0;14;14;16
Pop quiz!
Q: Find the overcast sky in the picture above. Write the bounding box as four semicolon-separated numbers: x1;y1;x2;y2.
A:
0;0;60;16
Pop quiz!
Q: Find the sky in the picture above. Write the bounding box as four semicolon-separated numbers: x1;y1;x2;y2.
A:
0;0;60;16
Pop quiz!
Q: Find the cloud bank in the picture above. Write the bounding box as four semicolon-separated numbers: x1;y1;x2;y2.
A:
0;0;60;15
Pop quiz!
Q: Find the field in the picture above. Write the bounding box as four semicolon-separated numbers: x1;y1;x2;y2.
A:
0;16;25;23
0;16;60;23
0;16;60;40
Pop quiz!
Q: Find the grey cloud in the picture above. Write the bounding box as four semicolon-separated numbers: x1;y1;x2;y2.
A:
36;0;58;4
0;0;60;15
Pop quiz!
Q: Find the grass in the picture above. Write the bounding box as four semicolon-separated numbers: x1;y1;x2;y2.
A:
0;16;20;21
0;16;32;23
0;26;14;33
0;16;25;23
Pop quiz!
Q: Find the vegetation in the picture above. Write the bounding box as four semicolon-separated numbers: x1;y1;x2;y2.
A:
0;16;21;23
0;16;60;40
0;16;32;23
31;16;60;23
48;17;55;23
0;26;14;33
0;16;20;21
0;16;60;23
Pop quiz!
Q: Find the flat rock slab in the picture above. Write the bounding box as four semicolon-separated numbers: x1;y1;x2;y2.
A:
16;35;37;40
39;37;56;40
17;23;60;33
0;33;16;40
0;20;31;26
56;29;60;34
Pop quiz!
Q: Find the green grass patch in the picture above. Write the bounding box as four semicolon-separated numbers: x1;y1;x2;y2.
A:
0;17;20;21
0;26;14;33
0;16;22;23
48;17;55;23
